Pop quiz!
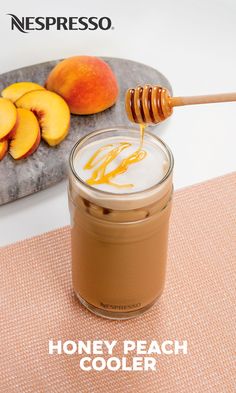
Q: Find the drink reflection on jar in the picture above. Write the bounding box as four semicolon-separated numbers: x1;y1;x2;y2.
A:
68;127;174;320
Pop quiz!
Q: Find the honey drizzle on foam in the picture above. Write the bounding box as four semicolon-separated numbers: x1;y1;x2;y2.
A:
84;124;146;188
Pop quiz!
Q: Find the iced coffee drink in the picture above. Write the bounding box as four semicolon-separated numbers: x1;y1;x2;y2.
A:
68;127;173;319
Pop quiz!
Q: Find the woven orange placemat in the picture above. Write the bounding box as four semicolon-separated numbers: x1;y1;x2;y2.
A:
1;173;235;393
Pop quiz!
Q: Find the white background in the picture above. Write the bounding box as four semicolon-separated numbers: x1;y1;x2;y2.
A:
0;0;235;246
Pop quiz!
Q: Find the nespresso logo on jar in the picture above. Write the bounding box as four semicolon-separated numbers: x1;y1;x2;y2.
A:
100;303;141;310
7;14;113;33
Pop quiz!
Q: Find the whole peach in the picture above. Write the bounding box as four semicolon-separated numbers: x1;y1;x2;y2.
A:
45;56;119;115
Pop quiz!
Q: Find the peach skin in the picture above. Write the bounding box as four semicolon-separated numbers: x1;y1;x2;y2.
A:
1;82;44;103
15;90;70;146
9;108;41;160
45;56;119;115
0;98;17;141
0;140;8;161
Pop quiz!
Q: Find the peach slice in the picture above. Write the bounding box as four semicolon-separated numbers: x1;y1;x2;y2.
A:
9;108;41;160
0;97;17;141
15;90;70;146
0;140;8;160
1;82;44;103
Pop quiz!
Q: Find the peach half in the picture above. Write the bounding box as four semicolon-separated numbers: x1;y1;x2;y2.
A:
9;108;41;160
15;90;70;146
0;97;17;141
1;82;44;103
45;56;119;115
0;140;8;161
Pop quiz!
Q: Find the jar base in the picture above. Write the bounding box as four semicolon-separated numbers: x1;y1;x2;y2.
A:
75;292;161;320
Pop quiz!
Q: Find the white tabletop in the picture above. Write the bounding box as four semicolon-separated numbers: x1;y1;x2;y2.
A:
0;0;236;246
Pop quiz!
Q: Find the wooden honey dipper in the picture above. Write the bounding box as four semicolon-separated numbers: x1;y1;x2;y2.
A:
125;85;236;124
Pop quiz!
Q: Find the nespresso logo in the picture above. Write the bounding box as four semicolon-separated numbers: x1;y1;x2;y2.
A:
100;302;141;310
7;14;113;33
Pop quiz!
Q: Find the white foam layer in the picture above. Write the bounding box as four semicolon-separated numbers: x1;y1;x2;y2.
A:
73;136;169;194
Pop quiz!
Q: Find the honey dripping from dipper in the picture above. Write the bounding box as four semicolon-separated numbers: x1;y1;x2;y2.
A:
84;82;236;189
83;85;169;188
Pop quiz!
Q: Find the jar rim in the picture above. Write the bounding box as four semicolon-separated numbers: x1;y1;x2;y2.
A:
69;126;174;200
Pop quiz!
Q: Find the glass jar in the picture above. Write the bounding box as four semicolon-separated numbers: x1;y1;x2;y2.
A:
68;127;174;319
